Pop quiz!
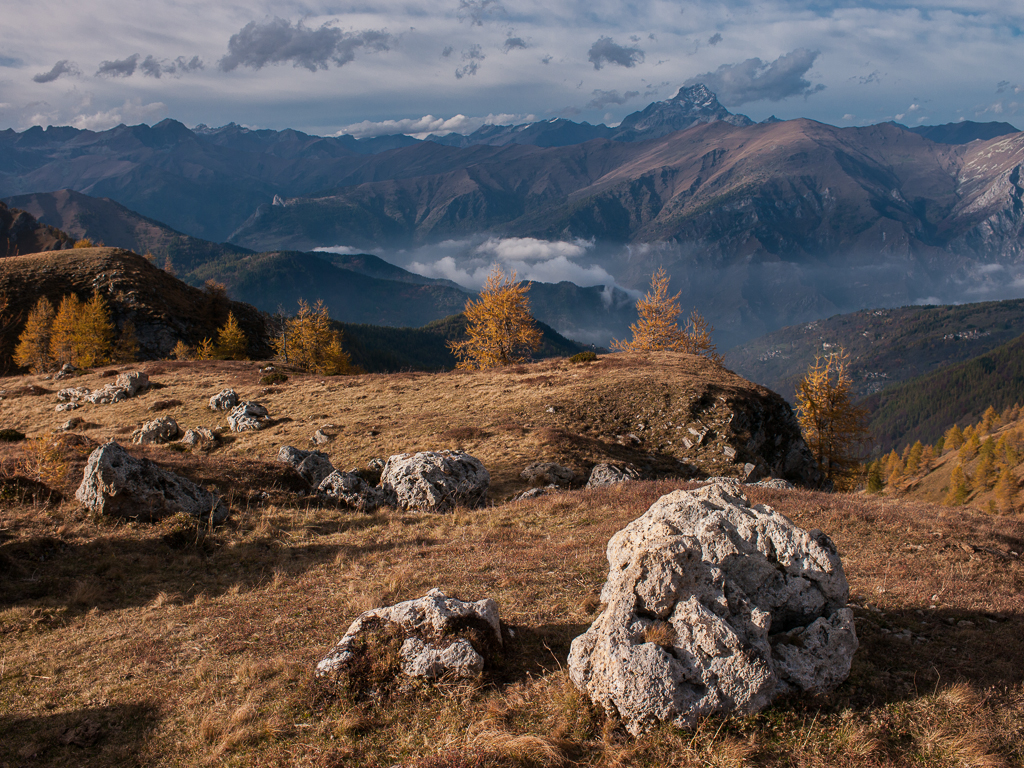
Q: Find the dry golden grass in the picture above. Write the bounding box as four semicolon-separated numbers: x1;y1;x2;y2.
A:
1;357;1023;767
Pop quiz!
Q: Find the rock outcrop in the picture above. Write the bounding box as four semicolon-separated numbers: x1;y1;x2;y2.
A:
380;450;489;512
228;401;270;432
131;416;181;445
568;484;857;735
76;440;228;523
316;588;502;683
55;371;150;408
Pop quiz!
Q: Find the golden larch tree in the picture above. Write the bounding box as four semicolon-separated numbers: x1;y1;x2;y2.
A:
14;296;56;373
795;348;868;489
275;299;352;374
447;265;543;370
215;311;248;360
73;289;115;367
612;267;722;363
50;294;83;367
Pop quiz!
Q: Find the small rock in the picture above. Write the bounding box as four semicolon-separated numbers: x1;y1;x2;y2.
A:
181;427;218;447
318;470;387;511
513;486;555;501
209;389;239;411
88;386;128;404
60;417;83;431
278;445;335;488
76;441;228;523
546;405;559;413
132;416;181;445
586;463;641;488
114;371;149;397
312;429;330;446
316;588;501;680
228;401;270;432
723;445;737;459
520;462;574;488
54;363;77;380
58;387;91;402
957;620;975;628
56;402;80;413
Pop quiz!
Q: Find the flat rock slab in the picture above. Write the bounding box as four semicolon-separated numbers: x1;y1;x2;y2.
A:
381;450;489;512
568;483;857;735
316;588;501;683
76;440;228;524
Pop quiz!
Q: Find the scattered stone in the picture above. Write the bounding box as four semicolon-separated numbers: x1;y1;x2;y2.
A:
546;405;559;413
88;386;129;405
56;402;80;413
60;417;83;431
228;401;270;432
132;416;181;445
723;445;737;459
318;470;387;512
278;445;335;488
76;441;228;523
520;462;574;488
316;588;501;681
568;483;857;736
750;478;796;490
380;450;489;512
367;458;385;472
586;463;641;488
513;486;555;501
54;363;76;380
181;427;218;448
58;387;91;402
114;371;149;397
312;429;330;446
209;389;239;411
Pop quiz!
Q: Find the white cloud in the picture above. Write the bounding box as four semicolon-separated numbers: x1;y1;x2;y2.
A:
336;112;534;138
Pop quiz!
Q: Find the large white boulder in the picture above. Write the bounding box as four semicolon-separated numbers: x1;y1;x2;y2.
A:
75;441;228;524
380;450;489;512
568;483;857;735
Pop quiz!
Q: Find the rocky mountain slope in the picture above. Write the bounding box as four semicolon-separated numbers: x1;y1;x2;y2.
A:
0;200;72;256
0;247;271;363
726;297;1024;403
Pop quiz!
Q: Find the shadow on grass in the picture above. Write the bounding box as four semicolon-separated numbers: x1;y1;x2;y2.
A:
494;622;592;684
0;523;424;617
0;701;160;768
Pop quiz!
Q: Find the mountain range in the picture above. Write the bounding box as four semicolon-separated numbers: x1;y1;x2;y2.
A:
2;84;1023;349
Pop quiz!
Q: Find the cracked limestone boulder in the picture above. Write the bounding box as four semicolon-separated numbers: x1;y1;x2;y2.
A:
181;427;218;448
76;440;228;524
132;416;181;445
318;470;387;512
315;588;502;687
380;450;489;512
278;445;335;488
568;483;857;736
228;401;270;432
209;389;239;411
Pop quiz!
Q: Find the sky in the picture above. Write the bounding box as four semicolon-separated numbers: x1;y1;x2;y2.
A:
0;0;1021;138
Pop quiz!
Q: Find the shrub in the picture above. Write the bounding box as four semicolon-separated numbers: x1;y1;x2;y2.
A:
569;350;597;364
260;372;288;385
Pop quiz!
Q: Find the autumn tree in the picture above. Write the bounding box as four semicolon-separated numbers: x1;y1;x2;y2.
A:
215;311;248;360
275;299;353;375
994;466;1017;513
611;267;722;363
13;297;56;372
112;320;139;363
795;348;868;489
447;266;543;370
73;290;114;367
943;424;964;451
944;464;971;506
49;294;83;367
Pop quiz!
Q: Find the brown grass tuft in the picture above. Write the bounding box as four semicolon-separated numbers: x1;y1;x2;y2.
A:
642;621;675;646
